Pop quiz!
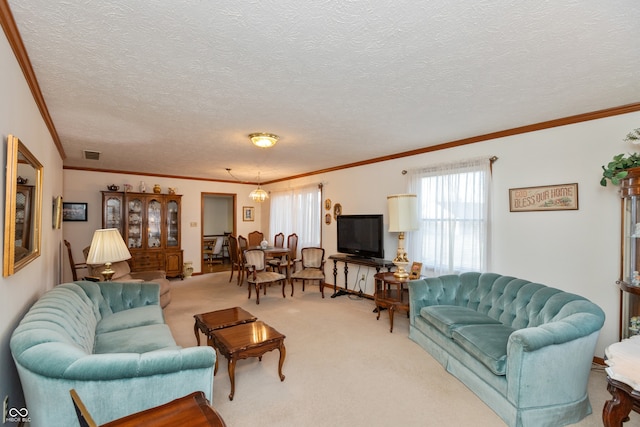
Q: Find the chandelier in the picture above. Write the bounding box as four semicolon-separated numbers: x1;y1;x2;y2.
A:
249;173;269;202
249;133;278;148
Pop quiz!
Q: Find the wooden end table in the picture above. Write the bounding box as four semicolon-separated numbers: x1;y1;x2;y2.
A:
374;272;410;333
193;307;257;346
100;391;226;427
211;320;286;401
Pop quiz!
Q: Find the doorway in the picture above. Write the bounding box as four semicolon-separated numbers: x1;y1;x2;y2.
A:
201;193;236;273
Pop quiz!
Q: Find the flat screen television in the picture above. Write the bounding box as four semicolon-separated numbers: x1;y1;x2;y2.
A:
336;214;384;259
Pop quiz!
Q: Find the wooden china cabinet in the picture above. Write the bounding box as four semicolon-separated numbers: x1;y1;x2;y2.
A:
618;168;640;339
101;191;183;278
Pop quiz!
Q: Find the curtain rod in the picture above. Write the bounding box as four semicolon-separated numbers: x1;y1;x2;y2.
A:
401;155;498;174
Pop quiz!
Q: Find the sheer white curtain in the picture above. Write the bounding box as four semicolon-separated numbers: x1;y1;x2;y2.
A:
407;157;491;277
269;184;322;250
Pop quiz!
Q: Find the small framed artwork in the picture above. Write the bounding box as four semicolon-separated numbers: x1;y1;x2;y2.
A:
325;199;332;210
62;202;87;222
52;195;63;229
243;206;255;222
333;203;342;220
409;262;423;280
325;213;331;225
508;183;579;212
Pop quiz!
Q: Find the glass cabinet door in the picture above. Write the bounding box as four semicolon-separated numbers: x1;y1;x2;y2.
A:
147;198;162;248
127;197;143;249
104;194;123;234
166;199;179;248
622;194;640;338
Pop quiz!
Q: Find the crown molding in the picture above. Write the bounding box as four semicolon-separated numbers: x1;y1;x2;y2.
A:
0;0;65;159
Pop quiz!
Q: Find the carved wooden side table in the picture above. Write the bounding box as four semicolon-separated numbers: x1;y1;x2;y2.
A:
603;336;640;426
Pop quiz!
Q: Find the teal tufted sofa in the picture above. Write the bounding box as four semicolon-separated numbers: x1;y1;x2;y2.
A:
408;272;605;427
10;281;216;427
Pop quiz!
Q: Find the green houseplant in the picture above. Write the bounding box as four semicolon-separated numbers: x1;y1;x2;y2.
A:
600;128;640;186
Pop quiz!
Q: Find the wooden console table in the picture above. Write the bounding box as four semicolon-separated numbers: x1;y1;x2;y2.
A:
328;254;394;298
603;336;640;426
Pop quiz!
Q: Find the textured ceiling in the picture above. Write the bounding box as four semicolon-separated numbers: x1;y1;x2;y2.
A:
6;0;640;183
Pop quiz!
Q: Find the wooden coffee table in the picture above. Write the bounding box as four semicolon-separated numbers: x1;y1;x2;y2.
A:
211;320;286;401
193;307;257;346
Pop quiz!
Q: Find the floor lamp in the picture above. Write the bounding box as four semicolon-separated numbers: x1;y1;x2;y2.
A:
85;228;131;281
387;194;418;278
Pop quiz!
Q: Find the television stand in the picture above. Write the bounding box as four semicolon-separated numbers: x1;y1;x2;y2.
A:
328;254;394;298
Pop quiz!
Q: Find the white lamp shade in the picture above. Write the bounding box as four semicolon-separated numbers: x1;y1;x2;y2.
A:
387;194;419;232
86;228;131;265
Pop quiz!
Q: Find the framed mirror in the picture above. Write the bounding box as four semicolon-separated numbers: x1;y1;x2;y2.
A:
3;134;43;276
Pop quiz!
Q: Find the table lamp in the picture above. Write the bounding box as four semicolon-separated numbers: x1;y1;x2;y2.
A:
387;194;419;278
86;228;131;281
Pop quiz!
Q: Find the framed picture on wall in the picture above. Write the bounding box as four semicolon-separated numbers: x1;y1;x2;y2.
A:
62;202;87;222
243;206;255;222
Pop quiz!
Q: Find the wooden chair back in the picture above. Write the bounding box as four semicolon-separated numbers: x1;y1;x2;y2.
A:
301;247;325;269
287;233;298;260
274;233;285;248
247;231;264;247
64;239;87;281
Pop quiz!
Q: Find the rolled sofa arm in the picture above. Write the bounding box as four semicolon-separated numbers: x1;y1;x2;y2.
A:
508;312;605;352
15;344;215;380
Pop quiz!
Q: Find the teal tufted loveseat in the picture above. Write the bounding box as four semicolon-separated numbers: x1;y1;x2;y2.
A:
408;272;605;427
10;281;216;427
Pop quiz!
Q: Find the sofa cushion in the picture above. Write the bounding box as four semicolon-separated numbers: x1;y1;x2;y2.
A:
421;305;501;338
96;305;165;334
451;323;516;375
94;324;176;354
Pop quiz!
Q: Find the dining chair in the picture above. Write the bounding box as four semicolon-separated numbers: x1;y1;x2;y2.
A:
238;235;250;284
227;235;243;286
267;233;298;275
247;231;264;247
203;237;223;265
64;239;87;281
290;247;326;298
244;249;289;304
286;233;299;269
273;233;284;248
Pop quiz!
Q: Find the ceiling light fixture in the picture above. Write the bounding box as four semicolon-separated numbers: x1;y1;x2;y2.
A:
249;173;269;202
249;132;279;148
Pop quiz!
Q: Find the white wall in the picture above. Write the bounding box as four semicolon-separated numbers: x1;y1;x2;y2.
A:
0;33;65;411
203;195;233;235
275;111;640;357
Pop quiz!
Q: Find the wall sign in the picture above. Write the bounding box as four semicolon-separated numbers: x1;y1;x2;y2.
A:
509;183;578;212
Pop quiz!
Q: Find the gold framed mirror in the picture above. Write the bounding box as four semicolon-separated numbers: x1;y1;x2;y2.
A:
4;134;43;276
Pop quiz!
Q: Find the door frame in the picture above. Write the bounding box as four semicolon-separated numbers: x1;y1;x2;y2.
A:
201;192;236;271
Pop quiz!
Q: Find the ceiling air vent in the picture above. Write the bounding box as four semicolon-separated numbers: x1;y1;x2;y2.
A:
83;150;101;160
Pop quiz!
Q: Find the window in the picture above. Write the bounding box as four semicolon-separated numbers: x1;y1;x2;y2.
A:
408;157;491;276
269;184;322;249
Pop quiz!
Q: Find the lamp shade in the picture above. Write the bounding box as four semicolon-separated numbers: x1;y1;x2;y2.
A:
387;194;418;232
86;228;131;265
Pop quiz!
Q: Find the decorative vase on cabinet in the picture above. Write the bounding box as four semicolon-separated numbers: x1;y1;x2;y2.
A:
619;167;640;338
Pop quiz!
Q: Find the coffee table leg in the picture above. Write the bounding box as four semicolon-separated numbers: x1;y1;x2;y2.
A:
278;342;286;382
193;322;201;345
389;305;395;333
214;348;218;376
228;357;237;401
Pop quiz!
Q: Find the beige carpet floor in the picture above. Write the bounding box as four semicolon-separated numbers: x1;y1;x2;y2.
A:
163;272;639;427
